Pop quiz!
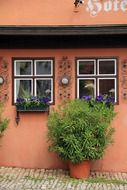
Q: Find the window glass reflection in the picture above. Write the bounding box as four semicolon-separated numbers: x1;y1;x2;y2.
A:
16;80;32;99
99;60;115;75
36;79;52;101
79;79;95;98
35;61;52;75
79;60;95;75
15;61;32;75
99;79;115;98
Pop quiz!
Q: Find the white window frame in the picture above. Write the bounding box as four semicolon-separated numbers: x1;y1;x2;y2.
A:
97;78;117;103
77;58;117;102
13;58;54;104
14;78;33;103
35;78;53;103
97;59;117;76
77;78;96;98
77;59;96;76
34;60;53;76
14;60;33;76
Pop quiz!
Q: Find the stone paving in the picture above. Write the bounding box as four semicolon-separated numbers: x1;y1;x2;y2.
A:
0;167;127;190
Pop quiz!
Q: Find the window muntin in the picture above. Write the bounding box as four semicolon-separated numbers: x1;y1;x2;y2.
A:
14;60;33;76
77;59;96;76
77;58;117;102
35;60;53;76
13;59;54;103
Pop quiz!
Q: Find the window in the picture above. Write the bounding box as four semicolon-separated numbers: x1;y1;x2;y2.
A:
77;58;117;102
13;58;54;103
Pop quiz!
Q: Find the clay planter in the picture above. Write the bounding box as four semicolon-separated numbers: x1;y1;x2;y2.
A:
68;160;91;179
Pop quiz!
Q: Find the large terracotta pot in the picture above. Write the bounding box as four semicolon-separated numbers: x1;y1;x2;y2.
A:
68;160;91;179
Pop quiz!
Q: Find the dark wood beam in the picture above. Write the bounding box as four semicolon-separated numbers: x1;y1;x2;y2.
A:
0;34;127;49
0;25;127;36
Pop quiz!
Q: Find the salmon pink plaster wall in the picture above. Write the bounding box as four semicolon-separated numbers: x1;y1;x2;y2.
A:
0;48;127;172
0;0;127;25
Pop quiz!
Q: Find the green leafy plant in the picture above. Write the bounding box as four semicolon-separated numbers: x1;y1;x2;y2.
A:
0;103;9;137
47;96;116;164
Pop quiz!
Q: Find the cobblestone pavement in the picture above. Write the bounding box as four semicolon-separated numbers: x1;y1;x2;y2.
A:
0;167;127;190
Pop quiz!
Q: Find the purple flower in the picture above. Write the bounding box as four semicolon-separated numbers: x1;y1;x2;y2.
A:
96;95;103;102
106;96;115;104
30;96;38;102
81;96;91;101
40;97;50;104
16;97;25;104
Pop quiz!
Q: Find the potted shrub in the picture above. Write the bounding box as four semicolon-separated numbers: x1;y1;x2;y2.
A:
47;96;116;179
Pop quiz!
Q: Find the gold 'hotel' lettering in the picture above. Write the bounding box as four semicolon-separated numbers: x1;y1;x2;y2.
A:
85;0;127;16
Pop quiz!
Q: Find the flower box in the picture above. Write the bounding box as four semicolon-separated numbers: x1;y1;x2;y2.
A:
15;96;50;124
16;105;49;112
16;96;50;112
